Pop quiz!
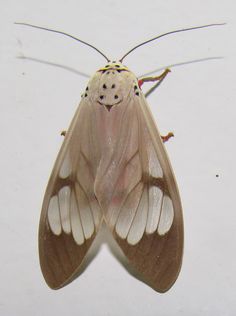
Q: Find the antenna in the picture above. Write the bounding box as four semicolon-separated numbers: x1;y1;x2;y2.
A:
15;22;110;62
120;23;226;62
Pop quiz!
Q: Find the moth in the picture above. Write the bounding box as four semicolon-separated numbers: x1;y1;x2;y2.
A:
16;22;224;292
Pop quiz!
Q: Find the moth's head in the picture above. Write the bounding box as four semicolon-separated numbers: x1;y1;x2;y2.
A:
98;61;129;72
92;61;133;111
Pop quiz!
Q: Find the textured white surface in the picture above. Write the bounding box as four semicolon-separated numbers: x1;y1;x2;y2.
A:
58;186;71;233
158;195;174;235
70;190;84;245
1;0;235;315
48;195;61;235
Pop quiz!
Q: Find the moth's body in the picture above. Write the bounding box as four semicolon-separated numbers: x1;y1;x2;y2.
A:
39;61;183;292
15;20;224;294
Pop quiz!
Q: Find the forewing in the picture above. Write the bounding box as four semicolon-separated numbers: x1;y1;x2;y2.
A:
39;98;102;289
104;95;183;292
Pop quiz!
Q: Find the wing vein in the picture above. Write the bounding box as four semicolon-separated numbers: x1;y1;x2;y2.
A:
80;150;95;180
73;187;86;241
126;184;145;238
109;149;139;209
157;192;164;230
114;178;142;228
146;180;150;233
77;180;96;233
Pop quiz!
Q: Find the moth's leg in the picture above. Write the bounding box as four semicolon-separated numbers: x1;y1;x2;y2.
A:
138;69;170;98
138;68;170;87
161;132;174;143
61;130;67;136
139;69;173;142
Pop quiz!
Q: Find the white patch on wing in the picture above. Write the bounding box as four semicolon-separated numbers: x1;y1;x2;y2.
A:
70;190;84;245
158;195;174;235
48;195;62;235
146;186;163;234
59;152;72;179
58;186;71;234
75;184;95;239
127;187;148;245
115;182;143;239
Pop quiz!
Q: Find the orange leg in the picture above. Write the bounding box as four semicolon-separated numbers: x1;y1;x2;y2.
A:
139;69;174;143
138;68;171;88
161;132;174;143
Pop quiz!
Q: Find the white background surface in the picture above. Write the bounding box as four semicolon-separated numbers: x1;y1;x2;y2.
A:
1;0;235;315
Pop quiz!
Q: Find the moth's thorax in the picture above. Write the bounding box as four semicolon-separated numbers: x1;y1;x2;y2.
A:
83;61;139;111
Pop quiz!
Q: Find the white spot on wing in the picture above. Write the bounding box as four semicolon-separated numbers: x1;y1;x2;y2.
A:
70;190;84;245
115;182;143;239
58;186;71;234
59;152;72;179
146;187;163;234
157;195;174;235
47;195;62;235
127;187;148;245
75;184;94;239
